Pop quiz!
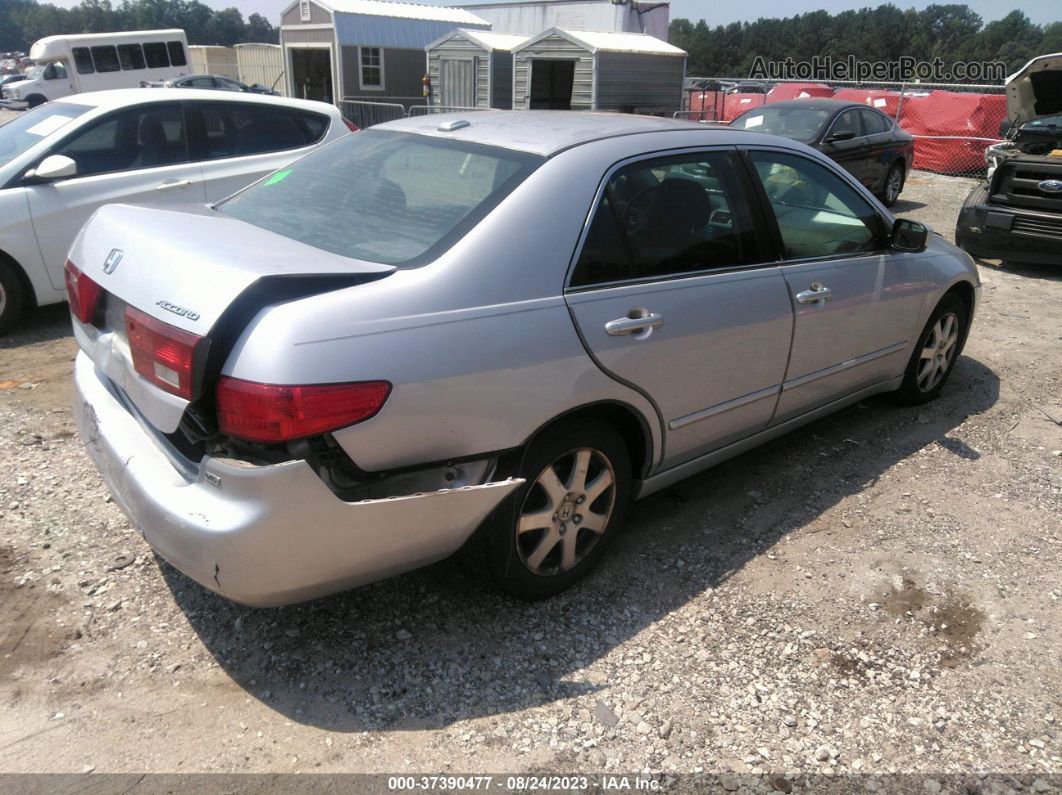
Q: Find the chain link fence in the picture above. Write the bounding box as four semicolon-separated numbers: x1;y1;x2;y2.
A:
680;77;1007;178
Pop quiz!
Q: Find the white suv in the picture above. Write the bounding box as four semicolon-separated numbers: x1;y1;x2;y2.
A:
0;88;352;331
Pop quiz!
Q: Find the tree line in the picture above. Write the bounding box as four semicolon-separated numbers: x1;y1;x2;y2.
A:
670;4;1062;81
0;0;279;53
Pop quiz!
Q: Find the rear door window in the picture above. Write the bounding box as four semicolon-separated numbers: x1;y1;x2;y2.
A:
166;42;187;67
90;46;120;73
571;151;761;287
50;103;189;176
143;42;170;69
193;102;328;159
72;48;94;75
860;109;891;134
117;44;146;71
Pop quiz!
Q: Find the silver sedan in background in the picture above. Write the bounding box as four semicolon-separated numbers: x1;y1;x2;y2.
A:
69;112;980;606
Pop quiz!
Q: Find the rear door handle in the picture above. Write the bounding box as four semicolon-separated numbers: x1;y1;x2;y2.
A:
795;283;833;305
155;179;193;192
605;312;663;336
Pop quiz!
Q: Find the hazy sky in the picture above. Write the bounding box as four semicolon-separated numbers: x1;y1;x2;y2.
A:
45;0;1060;27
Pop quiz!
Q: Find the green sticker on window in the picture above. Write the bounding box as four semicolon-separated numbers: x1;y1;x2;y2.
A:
264;169;292;186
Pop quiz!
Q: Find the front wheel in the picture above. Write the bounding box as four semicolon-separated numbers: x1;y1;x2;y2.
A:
472;420;632;600
892;294;968;405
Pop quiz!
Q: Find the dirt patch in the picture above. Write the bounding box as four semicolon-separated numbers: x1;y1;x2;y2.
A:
0;545;72;678
885;578;985;666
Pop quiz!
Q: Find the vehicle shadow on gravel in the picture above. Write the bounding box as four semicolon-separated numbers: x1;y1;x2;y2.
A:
160;355;1000;733
977;258;1062;282
0;303;71;349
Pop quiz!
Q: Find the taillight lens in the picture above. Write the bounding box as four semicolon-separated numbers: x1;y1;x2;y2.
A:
125;307;204;399
216;377;391;443
342;118;359;132
64;260;103;324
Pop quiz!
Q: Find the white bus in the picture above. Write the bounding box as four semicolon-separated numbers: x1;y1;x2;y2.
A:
0;29;190;109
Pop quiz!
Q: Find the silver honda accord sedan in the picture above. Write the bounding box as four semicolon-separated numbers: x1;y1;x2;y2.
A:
69;111;980;606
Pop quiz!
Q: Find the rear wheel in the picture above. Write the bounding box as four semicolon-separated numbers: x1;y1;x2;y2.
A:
892;294;967;405
472;420;631;600
879;163;904;207
0;260;26;335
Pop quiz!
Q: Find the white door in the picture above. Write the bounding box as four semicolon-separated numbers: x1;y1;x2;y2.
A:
189;100;332;202
440;58;475;108
26;102;205;288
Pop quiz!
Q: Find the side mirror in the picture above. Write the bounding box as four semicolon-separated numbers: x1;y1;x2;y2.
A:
27;154;77;182
824;130;856;143
998;118;1012;137
891;218;928;252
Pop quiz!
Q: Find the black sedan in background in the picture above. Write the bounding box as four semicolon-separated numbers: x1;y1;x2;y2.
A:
731;99;915;206
143;73;278;95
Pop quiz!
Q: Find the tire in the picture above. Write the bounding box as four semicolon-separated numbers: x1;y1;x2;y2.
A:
892;294;968;406
878;162;904;207
469;419;632;600
0;259;26;335
25;95;46;109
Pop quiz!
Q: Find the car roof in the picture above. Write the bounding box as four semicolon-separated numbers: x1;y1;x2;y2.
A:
53;88;331;113
376;110;800;157
746;98;865;113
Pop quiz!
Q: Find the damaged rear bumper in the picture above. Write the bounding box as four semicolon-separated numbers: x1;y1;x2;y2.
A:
73;352;523;606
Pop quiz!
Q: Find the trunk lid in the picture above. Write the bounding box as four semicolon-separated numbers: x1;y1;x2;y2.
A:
71;203;395;433
1006;52;1062;124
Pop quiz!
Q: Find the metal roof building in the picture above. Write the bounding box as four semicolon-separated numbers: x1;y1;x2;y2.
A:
425;29;528;109
279;0;489;103
511;27;685;113
456;0;670;41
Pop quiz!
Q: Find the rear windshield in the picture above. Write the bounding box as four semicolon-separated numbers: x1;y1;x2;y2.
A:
731;106;833;143
217;130;542;266
0;102;91;169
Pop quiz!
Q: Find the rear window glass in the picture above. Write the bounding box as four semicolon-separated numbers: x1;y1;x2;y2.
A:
218;131;542;266
731;105;832;143
90;45;120;73
143;42;169;69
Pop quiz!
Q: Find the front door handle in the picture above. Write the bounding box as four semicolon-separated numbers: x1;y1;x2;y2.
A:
795;283;833;305
605;311;663;337
155;179;193;192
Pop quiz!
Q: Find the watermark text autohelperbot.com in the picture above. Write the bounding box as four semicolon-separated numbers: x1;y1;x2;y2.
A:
749;56;1007;83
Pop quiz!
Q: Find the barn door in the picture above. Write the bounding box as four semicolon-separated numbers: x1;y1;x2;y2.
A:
440;58;475;108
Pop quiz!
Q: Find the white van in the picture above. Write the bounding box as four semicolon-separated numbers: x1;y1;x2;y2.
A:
1;30;190;109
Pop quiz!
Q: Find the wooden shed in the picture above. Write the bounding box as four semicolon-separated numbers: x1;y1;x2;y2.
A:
425;29;528;109
512;27;686;113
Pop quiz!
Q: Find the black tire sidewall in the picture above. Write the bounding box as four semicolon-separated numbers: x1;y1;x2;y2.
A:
0;261;25;335
484;419;632;600
895;294;967;405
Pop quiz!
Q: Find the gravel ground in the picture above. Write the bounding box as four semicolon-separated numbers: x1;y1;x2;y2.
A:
0;106;1060;786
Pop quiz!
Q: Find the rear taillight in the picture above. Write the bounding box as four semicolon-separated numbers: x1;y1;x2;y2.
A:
64;260;103;324
125;307;204;399
216;377;391;443
342;118;359;132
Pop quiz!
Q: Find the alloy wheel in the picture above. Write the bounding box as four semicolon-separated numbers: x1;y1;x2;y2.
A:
516;447;616;575
886;168;903;204
917;312;959;392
